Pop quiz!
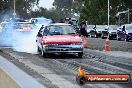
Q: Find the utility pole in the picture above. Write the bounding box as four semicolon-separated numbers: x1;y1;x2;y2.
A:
128;8;130;24
13;0;16;18
119;15;121;25
108;0;110;30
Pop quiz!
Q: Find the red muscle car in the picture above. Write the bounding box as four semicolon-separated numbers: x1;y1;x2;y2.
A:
36;23;83;57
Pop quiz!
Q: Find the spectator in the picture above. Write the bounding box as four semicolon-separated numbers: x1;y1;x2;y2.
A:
40;25;44;30
38;25;44;36
68;18;73;25
44;26;49;35
80;19;88;37
93;25;97;31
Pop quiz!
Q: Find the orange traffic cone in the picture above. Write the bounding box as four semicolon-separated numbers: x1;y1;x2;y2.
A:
103;38;111;52
83;36;89;48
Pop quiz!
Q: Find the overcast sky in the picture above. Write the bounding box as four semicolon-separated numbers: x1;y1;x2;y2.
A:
39;0;54;9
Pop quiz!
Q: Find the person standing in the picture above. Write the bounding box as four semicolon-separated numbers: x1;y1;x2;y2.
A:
80;19;88;37
43;26;49;35
68;18;73;25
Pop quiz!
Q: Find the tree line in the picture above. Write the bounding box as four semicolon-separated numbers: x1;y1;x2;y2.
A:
0;0;132;25
80;0;132;25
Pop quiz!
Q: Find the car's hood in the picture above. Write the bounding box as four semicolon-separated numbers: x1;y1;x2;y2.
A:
43;35;82;44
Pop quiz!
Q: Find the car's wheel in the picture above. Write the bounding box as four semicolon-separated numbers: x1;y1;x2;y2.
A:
117;38;120;41
117;35;120;41
41;47;47;57
101;36;104;39
126;38;129;42
89;35;91;38
95;35;97;38
109;36;112;40
121;37;125;41
78;52;83;58
37;46;41;52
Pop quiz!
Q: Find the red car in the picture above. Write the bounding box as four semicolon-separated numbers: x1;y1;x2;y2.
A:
36;23;83;57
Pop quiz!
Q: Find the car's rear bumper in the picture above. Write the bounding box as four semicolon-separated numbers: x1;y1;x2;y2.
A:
43;45;83;53
109;34;117;39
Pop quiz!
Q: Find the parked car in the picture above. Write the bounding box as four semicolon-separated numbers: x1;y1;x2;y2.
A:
101;30;109;39
108;25;119;40
94;25;108;39
125;24;132;42
86;25;95;37
117;24;132;41
96;25;108;38
0;22;9;32
29;18;52;28
87;25;107;38
36;23;84;57
14;22;36;32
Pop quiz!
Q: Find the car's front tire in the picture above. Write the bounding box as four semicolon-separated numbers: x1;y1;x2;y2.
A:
41;47;47;57
78;52;83;58
37;46;41;52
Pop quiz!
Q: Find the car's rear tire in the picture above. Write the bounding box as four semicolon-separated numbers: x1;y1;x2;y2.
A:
78;52;83;58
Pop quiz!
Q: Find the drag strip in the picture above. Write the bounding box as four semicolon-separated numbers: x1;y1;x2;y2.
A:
0;48;131;88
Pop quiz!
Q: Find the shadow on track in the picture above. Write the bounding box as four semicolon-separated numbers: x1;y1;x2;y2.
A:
37;53;83;59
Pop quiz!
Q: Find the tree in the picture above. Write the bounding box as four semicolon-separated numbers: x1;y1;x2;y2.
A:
0;0;40;19
30;7;59;22
80;0;132;25
53;0;73;19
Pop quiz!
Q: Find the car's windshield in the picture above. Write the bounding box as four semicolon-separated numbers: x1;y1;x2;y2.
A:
97;25;107;29
45;25;76;35
126;25;132;30
109;25;118;30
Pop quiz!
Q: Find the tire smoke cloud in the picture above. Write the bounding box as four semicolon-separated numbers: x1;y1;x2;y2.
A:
0;13;52;54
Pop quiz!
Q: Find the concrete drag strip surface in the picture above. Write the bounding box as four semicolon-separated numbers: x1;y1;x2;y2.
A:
0;48;132;88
